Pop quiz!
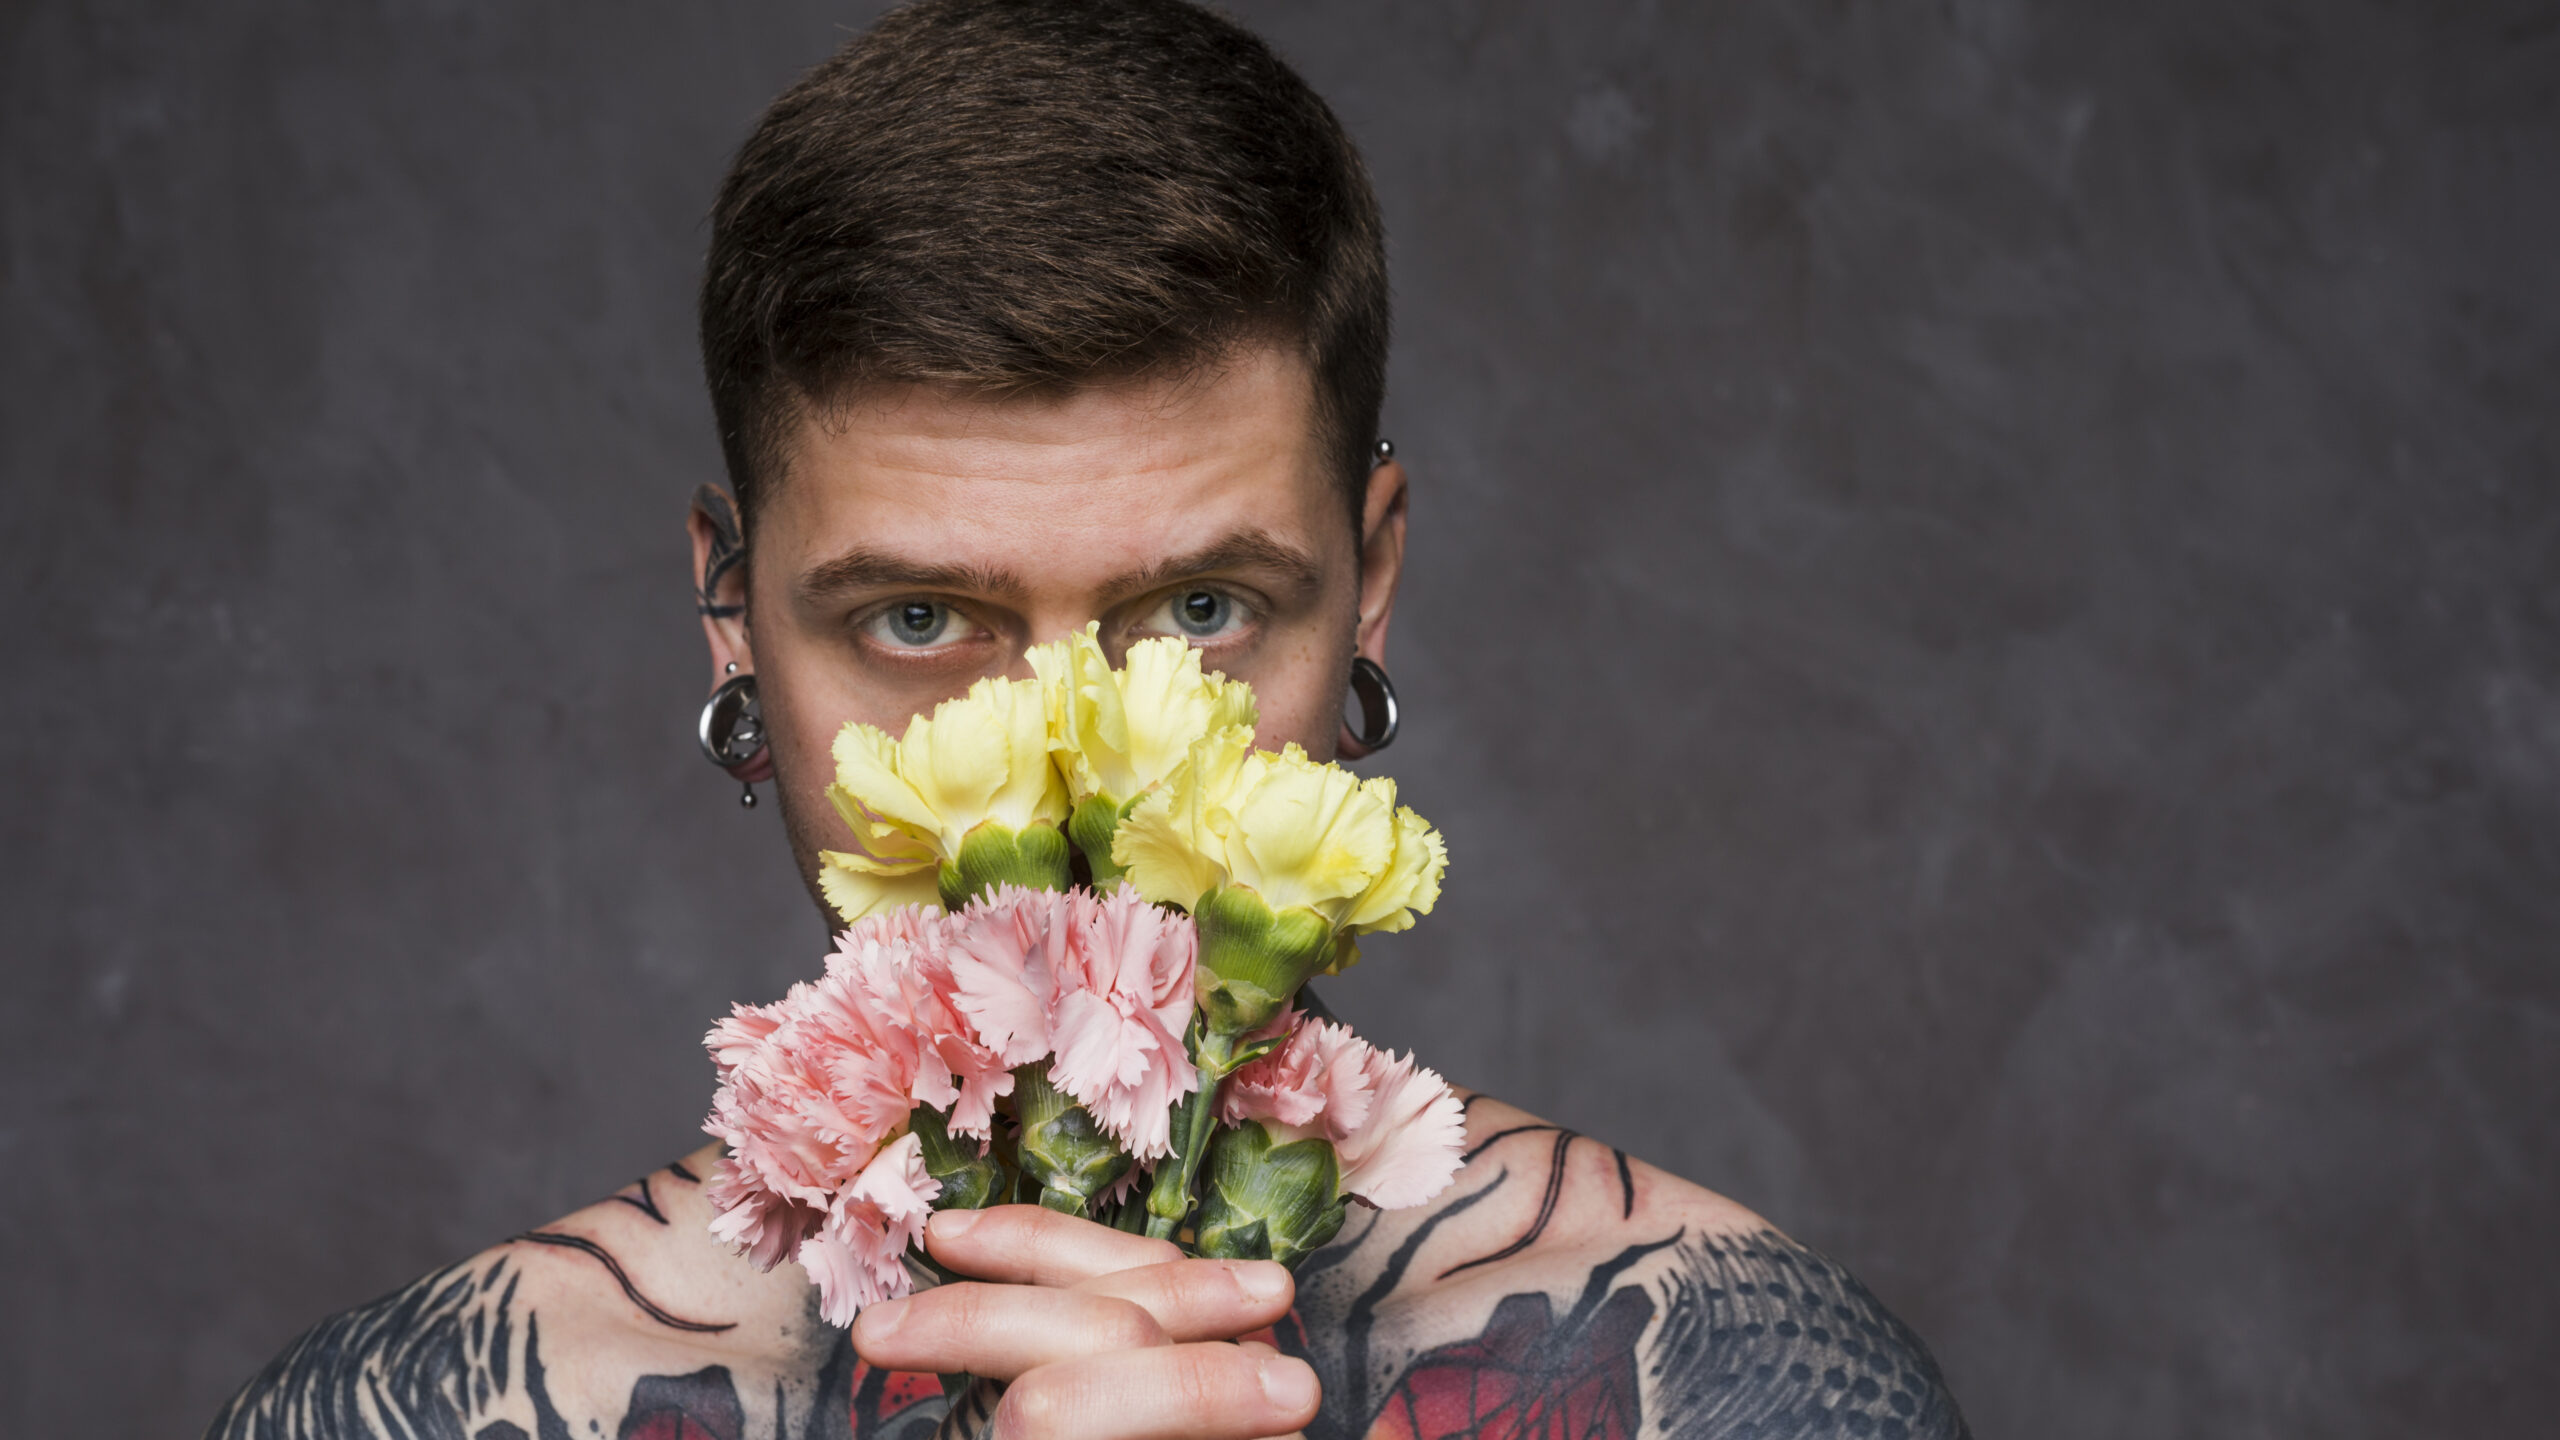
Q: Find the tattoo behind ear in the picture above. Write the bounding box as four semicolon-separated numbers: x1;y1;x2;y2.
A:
695;483;748;619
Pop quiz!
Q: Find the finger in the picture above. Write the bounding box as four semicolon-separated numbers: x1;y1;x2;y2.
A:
923;1204;1182;1288
997;1343;1321;1440
851;1283;1168;1381
1074;1259;1293;1342
1230;1342;1308;1440
1237;1337;1314;1439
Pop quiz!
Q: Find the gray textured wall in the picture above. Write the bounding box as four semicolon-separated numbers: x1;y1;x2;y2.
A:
4;2;2553;1435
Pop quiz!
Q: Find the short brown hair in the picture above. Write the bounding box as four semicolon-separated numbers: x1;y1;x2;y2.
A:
700;0;1389;534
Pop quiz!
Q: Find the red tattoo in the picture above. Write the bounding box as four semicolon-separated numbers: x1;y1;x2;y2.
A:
847;1359;947;1432
1364;1287;1654;1440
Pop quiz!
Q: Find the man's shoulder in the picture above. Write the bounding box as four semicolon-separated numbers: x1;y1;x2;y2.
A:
1285;1094;1971;1440
206;1147;841;1440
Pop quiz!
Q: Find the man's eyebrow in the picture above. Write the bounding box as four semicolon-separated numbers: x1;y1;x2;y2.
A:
1098;529;1326;604
796;547;1029;602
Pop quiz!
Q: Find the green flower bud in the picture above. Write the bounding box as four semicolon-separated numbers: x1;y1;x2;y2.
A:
1192;1120;1349;1267
1068;794;1136;886
940;821;1074;910
910;1104;1009;1212
1012;1066;1132;1216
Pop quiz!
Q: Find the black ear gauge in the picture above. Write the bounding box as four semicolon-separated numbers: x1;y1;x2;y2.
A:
1341;656;1400;756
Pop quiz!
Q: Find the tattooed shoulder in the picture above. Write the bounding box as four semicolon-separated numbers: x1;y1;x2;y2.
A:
1280;1099;1970;1440
206;1250;571;1440
204;1148;865;1440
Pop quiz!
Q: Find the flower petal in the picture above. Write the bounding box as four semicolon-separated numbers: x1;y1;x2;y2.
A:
815;857;943;928
1334;1049;1466;1210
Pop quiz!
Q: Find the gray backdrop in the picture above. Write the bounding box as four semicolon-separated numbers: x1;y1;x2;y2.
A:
5;1;2553;1435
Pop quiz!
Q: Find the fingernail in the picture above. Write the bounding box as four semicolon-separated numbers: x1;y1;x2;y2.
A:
1259;1357;1318;1412
932;1208;980;1239
1235;1262;1290;1303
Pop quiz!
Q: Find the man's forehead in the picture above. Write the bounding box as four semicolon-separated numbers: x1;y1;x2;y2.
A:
758;345;1343;595
799;343;1318;481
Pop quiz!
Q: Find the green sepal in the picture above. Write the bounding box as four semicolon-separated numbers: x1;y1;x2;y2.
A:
1202;1214;1272;1261
1067;794;1136;887
1192;885;1338;1036
1011;1065;1131;1217
910;1104;1008;1212
939;821;1074;910
1193;1121;1348;1268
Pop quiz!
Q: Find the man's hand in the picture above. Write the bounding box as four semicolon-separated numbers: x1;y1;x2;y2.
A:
849;1205;1320;1440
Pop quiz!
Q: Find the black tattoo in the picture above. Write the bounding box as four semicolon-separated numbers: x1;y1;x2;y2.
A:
611;1176;671;1226
206;1157;765;1440
512;1232;736;1335
1646;1230;1969;1440
619;1365;742;1439
1331;1168;1512;1428
1354;1235;1680;1440
930;1376;998;1440
205;1254;572;1440
1280;1141;1968;1440
1460;1123;1563;1163
693;484;748;619
214;1144;1967;1440
1438;1131;1576;1279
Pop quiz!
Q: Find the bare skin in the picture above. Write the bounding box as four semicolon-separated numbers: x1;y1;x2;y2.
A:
210;346;1968;1440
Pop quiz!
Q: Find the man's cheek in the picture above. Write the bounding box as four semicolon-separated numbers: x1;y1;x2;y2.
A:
1251;685;1333;757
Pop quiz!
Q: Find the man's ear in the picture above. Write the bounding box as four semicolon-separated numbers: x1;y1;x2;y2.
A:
688;483;754;681
1353;457;1409;665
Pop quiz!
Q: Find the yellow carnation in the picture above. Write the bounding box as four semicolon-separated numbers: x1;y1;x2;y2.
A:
1029;627;1255;881
1115;731;1446;1035
817;674;1071;922
1030;627;1259;808
1115;732;1445;933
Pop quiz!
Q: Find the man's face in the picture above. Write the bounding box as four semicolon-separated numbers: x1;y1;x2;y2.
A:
692;344;1408;916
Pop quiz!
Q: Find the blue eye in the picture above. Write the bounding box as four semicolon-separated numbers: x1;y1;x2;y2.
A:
1169;589;1233;638
864;600;956;647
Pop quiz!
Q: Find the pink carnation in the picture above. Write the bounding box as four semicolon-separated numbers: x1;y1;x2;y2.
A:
793;1131;940;1327
939;885;1073;1068
943;884;1200;1160
823;909;1017;1140
700;890;1205;1320
1219;1018;1466;1210
700;907;992;1320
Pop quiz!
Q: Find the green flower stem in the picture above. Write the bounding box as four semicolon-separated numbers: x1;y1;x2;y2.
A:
1143;1027;1246;1242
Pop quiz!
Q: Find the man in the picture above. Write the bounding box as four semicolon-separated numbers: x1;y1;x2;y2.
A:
211;3;1969;1437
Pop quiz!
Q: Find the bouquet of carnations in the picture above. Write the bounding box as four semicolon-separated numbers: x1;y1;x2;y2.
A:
699;628;1461;1326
